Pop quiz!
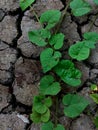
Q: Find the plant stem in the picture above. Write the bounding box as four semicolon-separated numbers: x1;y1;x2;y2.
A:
55;0;71;33
30;6;43;28
88;13;98;32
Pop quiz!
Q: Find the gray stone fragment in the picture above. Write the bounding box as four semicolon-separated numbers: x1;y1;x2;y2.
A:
30;124;41;130
0;84;11;111
71;114;95;130
90;69;98;79
0;0;19;11
0;16;17;44
33;0;63;16
75;62;89;85
0;112;27;130
18;14;43;58
13;57;41;105
0;41;17;84
61;14;80;45
0;9;5;21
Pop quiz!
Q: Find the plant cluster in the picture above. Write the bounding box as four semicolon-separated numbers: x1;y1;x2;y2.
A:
20;0;98;129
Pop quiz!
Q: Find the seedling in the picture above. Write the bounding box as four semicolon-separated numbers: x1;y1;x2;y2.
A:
19;0;98;129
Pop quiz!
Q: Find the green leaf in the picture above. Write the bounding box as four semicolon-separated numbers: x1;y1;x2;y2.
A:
70;0;91;16
54;60;82;87
49;33;65;49
40;10;61;29
83;32;98;48
93;0;98;5
94;116;98;128
90;94;98;104
69;41;90;61
41;121;54;130
62;94;89;118
33;95;48;114
40;48;61;73
91;84;97;90
28;29;51;46
20;0;35;11
44;97;52;107
54;124;65;130
40;75;61;95
41;122;65;130
30;109;50;123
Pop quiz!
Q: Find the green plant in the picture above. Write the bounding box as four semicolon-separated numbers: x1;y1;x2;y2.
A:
20;0;98;129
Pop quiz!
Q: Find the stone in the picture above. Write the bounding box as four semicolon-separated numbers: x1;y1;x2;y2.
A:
13;57;41;106
0;0;19;12
89;69;98;80
18;14;42;58
0;41;17;84
30;124;41;130
0;16;17;44
75;62;90;85
0;9;5;22
33;0;63;16
80;87;97;114
71;114;95;130
0;112;27;130
0;84;11;111
61;14;80;46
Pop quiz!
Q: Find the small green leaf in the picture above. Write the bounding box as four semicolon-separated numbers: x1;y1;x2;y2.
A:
40;75;61;95
49;33;65;49
41;109;50;122
69;41;90;61
41;122;65;130
91;84;97;90
62;94;89;118
90;94;98;104
93;0;98;5
33;95;48;114
44;97;52;107
94;116;98;128
54;60;82;87
40;10;61;29
83;32;98;42
28;29;51;46
20;0;35;11
30;109;50;123
54;124;65;130
70;0;91;16
40;48;61;73
41;121;54;130
83;40;96;49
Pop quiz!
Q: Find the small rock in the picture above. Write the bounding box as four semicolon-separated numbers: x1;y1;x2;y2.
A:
18;14;42;58
0;41;18;84
33;0;63;16
0;112;27;130
0;16;17;44
0;84;11;111
30;123;41;130
89;69;98;80
71;114;95;130
0;0;19;11
61;14;80;45
0;9;5;21
13;57;41;105
75;62;89;85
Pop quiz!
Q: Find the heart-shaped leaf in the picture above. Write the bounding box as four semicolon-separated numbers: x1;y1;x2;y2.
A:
83;32;98;42
20;0;35;11
41;121;65;130
39;75;61;95
40;10;61;29
28;29;51;46
69;41;90;61
49;33;65;49
62;94;89;118
30;109;50;123
54;60;82;87
40;48;61;73
90;94;98;104
33;95;52;114
70;0;91;16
